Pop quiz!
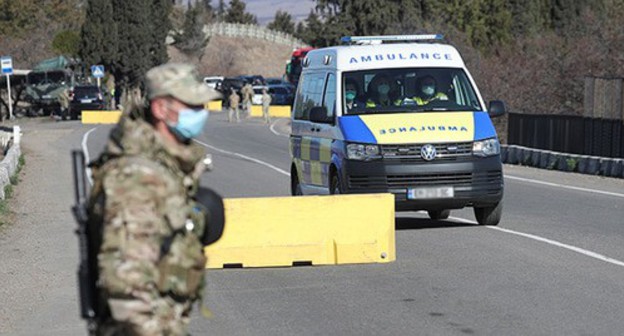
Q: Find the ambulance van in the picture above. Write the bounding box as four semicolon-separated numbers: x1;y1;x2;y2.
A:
289;35;506;225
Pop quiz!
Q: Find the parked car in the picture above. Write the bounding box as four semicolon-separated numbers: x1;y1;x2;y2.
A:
203;76;223;89
237;75;266;86
68;85;106;120
252;85;269;105
266;77;288;85
268;84;295;106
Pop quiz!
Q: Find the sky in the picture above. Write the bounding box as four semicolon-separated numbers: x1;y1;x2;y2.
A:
242;0;317;25
179;0;317;25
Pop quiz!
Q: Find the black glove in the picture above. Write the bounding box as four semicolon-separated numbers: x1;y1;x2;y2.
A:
195;187;225;246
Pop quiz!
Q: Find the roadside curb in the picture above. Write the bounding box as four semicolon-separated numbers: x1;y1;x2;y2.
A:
0;126;21;199
501;145;624;179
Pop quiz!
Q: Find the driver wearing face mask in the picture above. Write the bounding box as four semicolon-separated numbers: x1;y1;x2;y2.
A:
413;75;448;105
344;78;364;112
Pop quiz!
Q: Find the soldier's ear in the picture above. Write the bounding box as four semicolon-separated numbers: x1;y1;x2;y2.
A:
150;98;168;122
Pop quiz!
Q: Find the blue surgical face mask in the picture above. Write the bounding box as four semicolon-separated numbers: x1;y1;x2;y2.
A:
422;85;435;96
167;108;209;142
345;90;356;101
378;84;390;95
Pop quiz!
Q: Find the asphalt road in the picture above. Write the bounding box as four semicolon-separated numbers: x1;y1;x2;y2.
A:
1;113;623;335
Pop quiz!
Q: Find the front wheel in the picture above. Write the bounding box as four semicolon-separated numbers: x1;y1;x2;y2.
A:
291;169;303;196
474;200;503;226
330;174;342;195
428;209;450;220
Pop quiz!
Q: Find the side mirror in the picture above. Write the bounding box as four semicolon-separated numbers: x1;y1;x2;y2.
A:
488;100;506;118
309;106;331;123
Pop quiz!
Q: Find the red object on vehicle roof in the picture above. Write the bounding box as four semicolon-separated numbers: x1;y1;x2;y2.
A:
287;47;316;86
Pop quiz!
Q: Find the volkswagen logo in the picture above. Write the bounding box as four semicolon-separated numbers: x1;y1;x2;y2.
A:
420;144;437;161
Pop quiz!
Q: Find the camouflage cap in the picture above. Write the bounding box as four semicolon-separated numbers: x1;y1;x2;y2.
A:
146;63;220;105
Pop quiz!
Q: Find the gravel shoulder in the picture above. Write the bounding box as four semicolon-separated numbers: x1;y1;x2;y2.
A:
0;118;85;335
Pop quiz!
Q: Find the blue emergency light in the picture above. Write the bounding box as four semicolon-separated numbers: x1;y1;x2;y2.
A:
341;34;444;44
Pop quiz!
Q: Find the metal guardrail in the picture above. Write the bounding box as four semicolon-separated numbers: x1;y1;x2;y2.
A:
508;113;624;159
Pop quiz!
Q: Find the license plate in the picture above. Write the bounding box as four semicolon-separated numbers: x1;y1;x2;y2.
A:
407;186;454;199
81;99;93;103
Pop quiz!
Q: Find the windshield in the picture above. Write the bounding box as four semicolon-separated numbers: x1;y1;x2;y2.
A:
47;71;67;84
74;86;100;98
342;68;482;115
28;73;46;85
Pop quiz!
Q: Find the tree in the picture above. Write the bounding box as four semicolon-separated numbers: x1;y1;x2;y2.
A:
149;0;173;67
0;0;39;37
298;11;327;47
267;10;295;35
215;0;227;22
52;30;81;57
224;0;257;24
80;0;118;70
201;0;215;22
112;0;152;90
174;3;209;60
508;0;550;37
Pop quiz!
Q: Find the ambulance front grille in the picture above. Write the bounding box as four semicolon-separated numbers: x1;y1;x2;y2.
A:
348;171;502;193
380;142;473;163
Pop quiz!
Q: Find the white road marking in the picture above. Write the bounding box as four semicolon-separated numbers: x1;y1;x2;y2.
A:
505;174;624;199
451;216;624;268
269;119;289;137
85;125;624;268
81;127;98;186
193;139;290;176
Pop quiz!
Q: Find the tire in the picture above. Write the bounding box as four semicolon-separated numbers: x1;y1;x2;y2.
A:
428;209;450;220
330;174;342;195
474;200;503;226
291;169;303;196
70;109;78;120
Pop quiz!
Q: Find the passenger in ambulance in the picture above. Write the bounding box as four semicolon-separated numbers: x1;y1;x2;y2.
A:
344;78;365;112
365;73;402;108
412;75;448;105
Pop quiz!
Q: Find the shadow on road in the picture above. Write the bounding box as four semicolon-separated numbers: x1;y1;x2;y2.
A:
395;216;476;231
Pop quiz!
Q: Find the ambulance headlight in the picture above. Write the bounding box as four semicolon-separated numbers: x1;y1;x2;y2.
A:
347;143;381;161
473;138;500;157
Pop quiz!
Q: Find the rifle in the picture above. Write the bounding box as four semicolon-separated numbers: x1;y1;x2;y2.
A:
71;150;98;332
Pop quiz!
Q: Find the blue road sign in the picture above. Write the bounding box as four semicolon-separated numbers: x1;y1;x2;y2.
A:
1;56;13;75
91;65;105;78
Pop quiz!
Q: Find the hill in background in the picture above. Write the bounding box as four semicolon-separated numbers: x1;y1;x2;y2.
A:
169;35;294;78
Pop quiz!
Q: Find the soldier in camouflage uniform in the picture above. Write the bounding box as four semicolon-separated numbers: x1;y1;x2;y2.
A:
241;82;253;118
88;63;220;336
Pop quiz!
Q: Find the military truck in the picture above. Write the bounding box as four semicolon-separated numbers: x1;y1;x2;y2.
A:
25;56;76;116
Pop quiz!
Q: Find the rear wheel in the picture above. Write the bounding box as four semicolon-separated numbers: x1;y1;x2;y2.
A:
474;201;503;226
428;209;450;220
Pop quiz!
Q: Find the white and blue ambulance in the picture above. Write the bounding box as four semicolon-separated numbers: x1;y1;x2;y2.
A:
290;35;506;225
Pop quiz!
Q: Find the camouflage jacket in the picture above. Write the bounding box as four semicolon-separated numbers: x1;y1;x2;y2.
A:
88;115;208;301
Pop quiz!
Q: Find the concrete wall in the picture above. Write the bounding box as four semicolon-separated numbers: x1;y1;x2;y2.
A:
0;126;21;199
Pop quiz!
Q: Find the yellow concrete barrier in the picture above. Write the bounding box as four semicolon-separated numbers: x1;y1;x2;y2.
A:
81;110;122;124
206;100;222;112
204;193;395;268
250;105;291;118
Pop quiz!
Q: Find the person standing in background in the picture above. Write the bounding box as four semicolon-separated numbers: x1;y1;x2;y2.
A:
228;88;241;123
241;82;253;118
261;87;272;124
